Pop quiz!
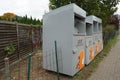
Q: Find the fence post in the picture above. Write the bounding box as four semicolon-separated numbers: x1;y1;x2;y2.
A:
16;22;20;60
4;57;10;80
31;25;34;52
54;41;60;80
16;22;21;80
28;54;31;80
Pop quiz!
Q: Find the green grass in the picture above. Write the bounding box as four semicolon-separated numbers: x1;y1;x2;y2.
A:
73;34;119;80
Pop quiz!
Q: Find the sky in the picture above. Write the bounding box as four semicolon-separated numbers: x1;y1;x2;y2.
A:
0;0;49;19
115;3;120;15
0;0;120;20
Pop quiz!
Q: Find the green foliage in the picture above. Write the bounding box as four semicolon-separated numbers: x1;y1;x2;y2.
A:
103;24;116;35
4;43;16;56
98;0;119;26
0;14;42;25
13;15;42;25
49;0;120;26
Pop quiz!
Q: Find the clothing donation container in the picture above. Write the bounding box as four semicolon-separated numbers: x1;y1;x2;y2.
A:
85;17;94;65
43;4;86;76
86;15;103;56
98;19;103;53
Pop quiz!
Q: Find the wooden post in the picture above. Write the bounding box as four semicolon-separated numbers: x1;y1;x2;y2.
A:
4;58;10;80
16;22;20;59
31;24;34;52
16;22;21;80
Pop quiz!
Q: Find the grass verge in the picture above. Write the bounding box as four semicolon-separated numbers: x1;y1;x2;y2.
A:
73;34;119;80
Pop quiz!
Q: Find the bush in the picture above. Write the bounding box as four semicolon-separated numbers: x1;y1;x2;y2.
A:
103;24;116;35
103;25;116;45
4;43;16;57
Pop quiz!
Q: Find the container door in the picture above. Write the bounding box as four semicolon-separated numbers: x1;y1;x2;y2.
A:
73;35;85;70
85;37;94;65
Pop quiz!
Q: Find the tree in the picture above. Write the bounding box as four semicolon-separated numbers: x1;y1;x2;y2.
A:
33;18;37;25
3;13;15;19
49;0;120;26
0;12;15;21
98;0;119;25
0;13;42;25
30;16;33;24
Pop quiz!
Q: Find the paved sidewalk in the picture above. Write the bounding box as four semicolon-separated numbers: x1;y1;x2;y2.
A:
88;35;120;80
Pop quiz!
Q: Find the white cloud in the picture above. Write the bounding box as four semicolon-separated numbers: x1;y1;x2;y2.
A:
0;0;49;19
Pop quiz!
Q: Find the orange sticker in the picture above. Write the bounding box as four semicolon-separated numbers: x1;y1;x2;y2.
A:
89;45;94;60
76;50;85;70
96;41;98;54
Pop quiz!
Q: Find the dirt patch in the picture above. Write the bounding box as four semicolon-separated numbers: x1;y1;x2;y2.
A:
0;50;72;80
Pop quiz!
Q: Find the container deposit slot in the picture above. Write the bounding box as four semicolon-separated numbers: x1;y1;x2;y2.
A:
74;15;85;35
98;23;102;32
93;21;98;33
86;23;92;36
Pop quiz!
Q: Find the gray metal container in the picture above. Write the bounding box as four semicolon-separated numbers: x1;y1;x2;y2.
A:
86;15;103;56
43;4;86;76
98;21;103;52
85;17;95;65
